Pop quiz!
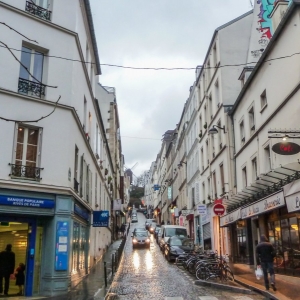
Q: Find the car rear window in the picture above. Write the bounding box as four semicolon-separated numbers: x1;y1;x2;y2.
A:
165;228;187;238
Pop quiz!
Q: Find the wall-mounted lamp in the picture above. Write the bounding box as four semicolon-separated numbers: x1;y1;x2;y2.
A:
282;134;289;141
208;125;226;135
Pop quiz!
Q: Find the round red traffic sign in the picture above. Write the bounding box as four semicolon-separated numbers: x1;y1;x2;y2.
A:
213;203;225;216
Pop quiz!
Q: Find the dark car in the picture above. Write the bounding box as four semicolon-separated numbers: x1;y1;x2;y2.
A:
131;216;138;223
148;222;158;234
132;227;146;234
145;219;156;230
154;225;161;238
164;237;194;261
132;230;150;249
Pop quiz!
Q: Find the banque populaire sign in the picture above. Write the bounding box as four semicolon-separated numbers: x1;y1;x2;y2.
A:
241;191;284;219
0;195;55;208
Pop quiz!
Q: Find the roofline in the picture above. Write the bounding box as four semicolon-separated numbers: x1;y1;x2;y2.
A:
84;0;101;75
196;10;253;85
229;0;299;115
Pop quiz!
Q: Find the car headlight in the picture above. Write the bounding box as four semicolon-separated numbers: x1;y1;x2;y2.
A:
133;239;137;243
146;238;150;243
150;228;154;232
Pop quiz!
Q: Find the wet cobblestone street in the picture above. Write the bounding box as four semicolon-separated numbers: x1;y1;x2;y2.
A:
107;216;267;300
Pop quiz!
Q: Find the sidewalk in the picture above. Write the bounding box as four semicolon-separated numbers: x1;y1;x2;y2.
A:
232;263;300;300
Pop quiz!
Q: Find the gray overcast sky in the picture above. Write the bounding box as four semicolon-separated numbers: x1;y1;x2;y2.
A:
90;0;252;176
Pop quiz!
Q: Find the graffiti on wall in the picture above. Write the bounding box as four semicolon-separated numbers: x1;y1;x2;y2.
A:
251;0;275;58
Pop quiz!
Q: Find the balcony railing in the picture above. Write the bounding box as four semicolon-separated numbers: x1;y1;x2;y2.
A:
74;178;79;193
9;163;43;181
18;78;46;97
25;1;51;21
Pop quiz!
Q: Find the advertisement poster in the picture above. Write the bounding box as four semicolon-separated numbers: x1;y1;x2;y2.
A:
55;221;69;271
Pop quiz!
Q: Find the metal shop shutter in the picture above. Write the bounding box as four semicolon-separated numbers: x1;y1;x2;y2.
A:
203;223;211;240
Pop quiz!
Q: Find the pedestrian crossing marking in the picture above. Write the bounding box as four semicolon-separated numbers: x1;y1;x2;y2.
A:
199;297;219;300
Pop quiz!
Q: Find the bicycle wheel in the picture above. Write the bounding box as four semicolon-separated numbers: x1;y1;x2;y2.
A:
223;267;234;281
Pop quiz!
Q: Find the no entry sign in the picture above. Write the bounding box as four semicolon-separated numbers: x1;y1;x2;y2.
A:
213;203;225;216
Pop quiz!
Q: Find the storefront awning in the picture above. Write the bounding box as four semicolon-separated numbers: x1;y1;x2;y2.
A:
284;178;300;213
220;209;241;227
226;163;300;213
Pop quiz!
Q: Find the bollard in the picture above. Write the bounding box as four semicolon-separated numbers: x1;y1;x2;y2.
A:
104;261;107;288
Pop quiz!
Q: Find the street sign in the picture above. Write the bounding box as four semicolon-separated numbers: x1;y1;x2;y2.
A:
181;209;193;216
213;203;225;216
197;204;207;215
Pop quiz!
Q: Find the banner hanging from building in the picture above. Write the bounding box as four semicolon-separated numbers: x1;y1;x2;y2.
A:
113;199;122;211
93;211;110;227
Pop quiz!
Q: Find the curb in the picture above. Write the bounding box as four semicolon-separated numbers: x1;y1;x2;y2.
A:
194;279;255;294
234;278;282;300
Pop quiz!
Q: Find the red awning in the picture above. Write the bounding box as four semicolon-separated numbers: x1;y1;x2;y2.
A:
186;214;194;221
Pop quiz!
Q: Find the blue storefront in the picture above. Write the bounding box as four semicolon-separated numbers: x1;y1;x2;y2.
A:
0;188;91;297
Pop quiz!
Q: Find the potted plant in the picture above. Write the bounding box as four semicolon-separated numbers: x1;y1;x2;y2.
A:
104;168;108;176
199;130;203;139
204;122;207;129
108;176;112;183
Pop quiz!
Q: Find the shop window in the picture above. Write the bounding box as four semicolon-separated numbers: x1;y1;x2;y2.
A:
72;223;80;273
264;145;272;172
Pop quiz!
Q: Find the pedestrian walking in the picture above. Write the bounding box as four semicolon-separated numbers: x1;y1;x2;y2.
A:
256;234;277;291
15;263;25;296
115;224;120;239
121;223;126;237
0;244;15;296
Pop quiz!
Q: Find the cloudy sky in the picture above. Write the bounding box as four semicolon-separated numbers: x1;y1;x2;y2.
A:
90;0;252;176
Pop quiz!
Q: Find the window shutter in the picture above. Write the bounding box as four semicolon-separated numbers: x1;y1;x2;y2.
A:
80;155;84;197
37;128;43;167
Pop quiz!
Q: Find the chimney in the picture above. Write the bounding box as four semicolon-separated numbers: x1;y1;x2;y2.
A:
270;1;289;32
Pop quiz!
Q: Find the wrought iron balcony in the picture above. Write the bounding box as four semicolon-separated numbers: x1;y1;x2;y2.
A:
9;164;43;181
25;1;51;21
74;178;79;193
18;78;46;97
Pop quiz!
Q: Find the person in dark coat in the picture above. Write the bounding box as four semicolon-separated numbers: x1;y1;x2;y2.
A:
15;263;25;295
256;235;276;291
120;223;126;237
0;244;15;295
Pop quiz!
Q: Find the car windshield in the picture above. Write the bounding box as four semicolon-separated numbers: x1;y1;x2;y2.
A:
170;239;183;246
182;239;194;247
165;228;187;237
134;228;145;232
135;232;148;237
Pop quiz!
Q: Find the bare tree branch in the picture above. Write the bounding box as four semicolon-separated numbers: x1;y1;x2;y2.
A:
0;41;57;88
0;22;38;44
0;96;61;123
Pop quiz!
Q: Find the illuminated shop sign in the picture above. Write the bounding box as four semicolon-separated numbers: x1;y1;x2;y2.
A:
272;142;300;155
0;195;55;208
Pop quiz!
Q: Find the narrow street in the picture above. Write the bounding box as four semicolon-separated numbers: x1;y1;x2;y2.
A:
107;213;266;300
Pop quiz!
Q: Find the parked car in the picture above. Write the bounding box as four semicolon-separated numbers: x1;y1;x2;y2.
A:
148;222;158;234
154;225;161;238
156;229;162;245
159;225;188;252
131;230;150;249
164;237;194;261
145;219;156;230
132;227;146;234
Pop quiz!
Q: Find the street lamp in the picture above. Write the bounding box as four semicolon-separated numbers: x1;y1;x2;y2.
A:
208;125;226;135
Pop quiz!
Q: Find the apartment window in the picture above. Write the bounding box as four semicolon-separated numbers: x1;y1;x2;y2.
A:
207;178;211;201
264;145;272;172
11;124;42;181
209;94;213;120
95;124;99;157
192;187;195;207
240;120;245;144
25;0;51;21
19;46;45;97
83;98;87;132
213;43;218;66
202;182;206;203
206;139;209;165
215;80;220;108
74;146;79;192
199;115;203;134
260;90;267;110
252;157;258;182
201;147;204;171
211;135;215;158
204;105;207;127
242;166;247;188
217;120;222;150
95;173;98;205
207;60;211;83
212;171;217;199
249;106;255;134
220;164;225;194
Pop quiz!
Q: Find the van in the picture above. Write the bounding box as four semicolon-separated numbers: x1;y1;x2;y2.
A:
159;225;188;251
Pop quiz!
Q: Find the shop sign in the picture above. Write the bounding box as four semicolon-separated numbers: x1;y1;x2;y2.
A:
55;221;69;271
272;142;300;155
0;195;55;208
241;191;284;219
197;204;207;215
74;204;90;221
285;191;300;213
181;209;193;216
93;210;110;227
113;199;122;211
220;209;241;227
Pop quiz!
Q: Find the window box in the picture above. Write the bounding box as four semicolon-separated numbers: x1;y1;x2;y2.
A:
9;163;43;181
